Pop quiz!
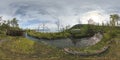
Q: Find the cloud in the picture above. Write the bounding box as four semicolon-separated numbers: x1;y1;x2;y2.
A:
0;0;120;31
80;10;109;24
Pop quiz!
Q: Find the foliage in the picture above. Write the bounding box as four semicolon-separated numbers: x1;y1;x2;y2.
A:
27;30;71;40
27;23;120;39
0;29;120;60
70;24;100;38
10;18;19;28
0;17;20;31
110;14;120;26
0;15;120;60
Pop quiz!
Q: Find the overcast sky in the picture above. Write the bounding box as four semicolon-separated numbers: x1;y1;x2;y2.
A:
0;0;120;31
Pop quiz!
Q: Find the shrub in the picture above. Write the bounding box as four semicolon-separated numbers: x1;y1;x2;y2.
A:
27;31;71;40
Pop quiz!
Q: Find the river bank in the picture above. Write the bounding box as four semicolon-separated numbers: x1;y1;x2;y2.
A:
25;32;103;48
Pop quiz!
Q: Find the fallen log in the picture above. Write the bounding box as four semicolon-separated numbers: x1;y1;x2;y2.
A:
64;46;110;56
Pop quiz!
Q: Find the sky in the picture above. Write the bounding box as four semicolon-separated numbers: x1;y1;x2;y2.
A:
0;0;120;31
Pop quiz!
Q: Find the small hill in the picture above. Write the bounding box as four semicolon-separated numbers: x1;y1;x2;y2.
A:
70;24;89;29
69;24;98;38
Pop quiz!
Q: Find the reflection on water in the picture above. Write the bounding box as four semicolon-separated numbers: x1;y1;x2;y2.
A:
25;33;103;48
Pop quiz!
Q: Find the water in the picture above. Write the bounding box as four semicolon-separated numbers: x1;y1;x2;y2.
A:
25;33;103;48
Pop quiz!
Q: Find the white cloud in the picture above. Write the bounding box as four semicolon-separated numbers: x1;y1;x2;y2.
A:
80;10;109;24
0;0;120;30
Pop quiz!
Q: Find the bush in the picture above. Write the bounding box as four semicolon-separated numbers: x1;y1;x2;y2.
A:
27;31;71;40
0;30;5;34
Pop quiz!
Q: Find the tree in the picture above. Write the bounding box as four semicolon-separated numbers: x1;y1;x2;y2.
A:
42;22;46;32
110;14;120;26
77;18;81;24
37;22;48;32
7;20;11;26
55;18;60;31
11;18;19;27
0;16;3;25
43;10;61;32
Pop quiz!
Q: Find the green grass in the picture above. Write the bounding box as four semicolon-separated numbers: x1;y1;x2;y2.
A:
0;35;66;60
0;24;120;60
0;33;120;60
27;30;71;40
0;35;35;54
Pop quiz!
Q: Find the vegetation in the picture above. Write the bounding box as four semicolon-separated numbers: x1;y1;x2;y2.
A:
70;24;99;38
0;34;64;60
0;28;120;60
0;18;20;31
0;14;120;60
0;17;23;36
27;30;71;40
110;14;120;26
27;24;119;39
0;35;35;54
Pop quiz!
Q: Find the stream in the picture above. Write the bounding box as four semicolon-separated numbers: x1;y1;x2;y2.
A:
25;33;103;48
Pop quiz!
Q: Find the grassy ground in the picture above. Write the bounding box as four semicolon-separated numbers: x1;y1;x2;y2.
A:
0;33;119;60
0;25;120;60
